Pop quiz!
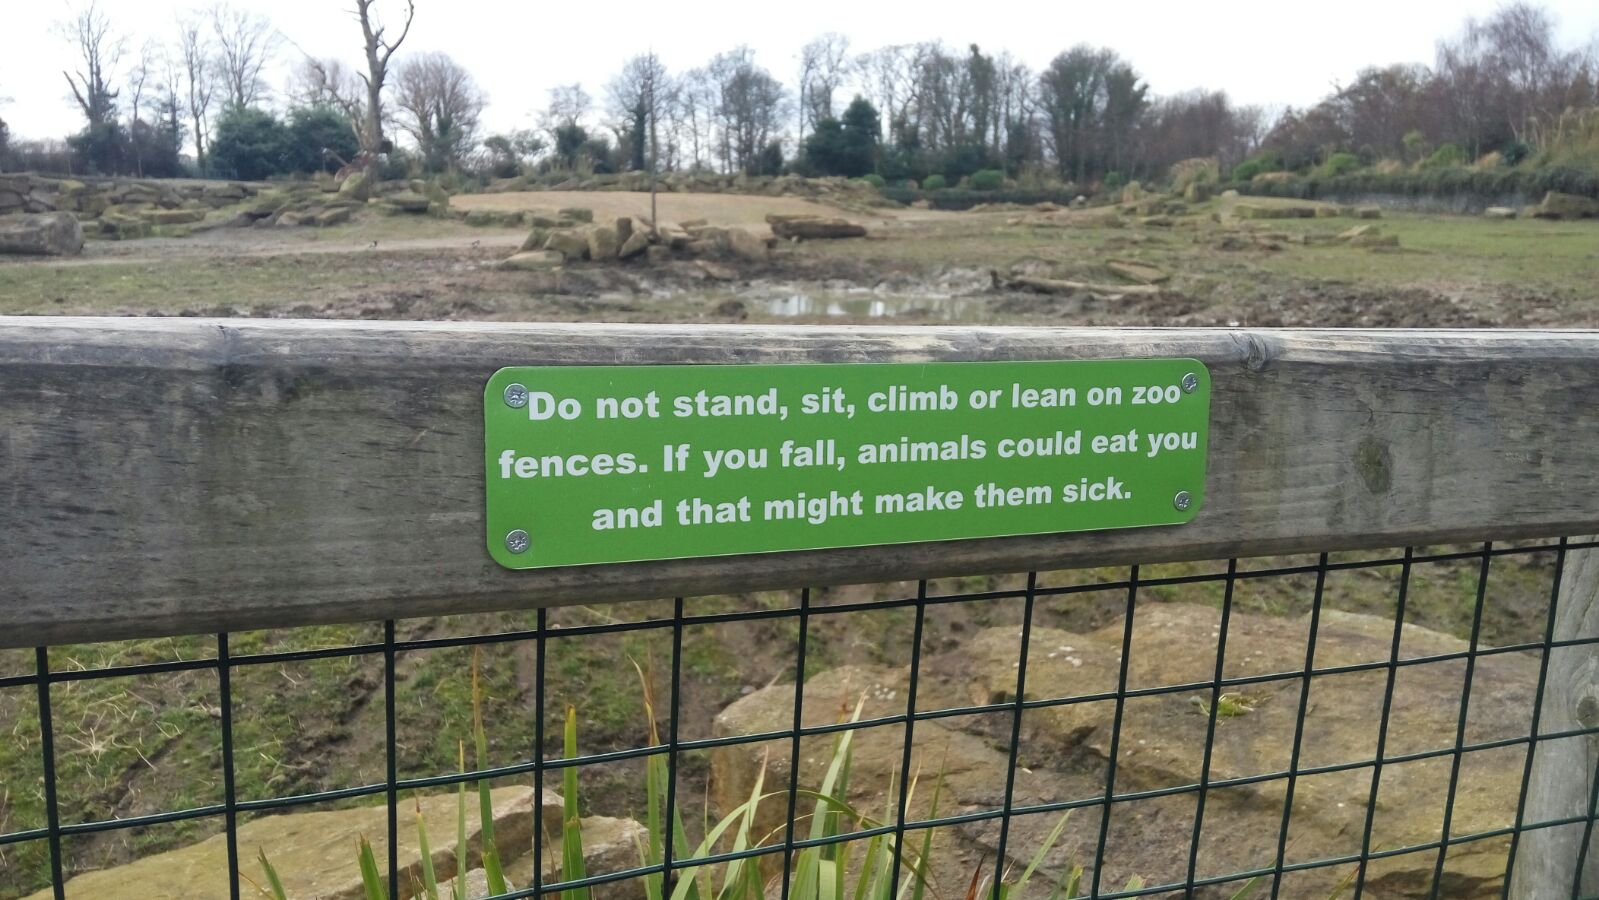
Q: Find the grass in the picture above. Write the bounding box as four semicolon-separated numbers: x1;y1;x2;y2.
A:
0;197;1593;325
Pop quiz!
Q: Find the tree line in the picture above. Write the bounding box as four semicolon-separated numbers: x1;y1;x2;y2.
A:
2;1;1595;188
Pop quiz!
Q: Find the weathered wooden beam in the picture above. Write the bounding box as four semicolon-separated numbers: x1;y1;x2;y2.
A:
3;319;1599;648
1512;539;1599;897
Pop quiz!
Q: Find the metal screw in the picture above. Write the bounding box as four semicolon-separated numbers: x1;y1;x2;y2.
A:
1173;491;1193;512
505;529;530;554
1181;372;1199;394
503;383;529;409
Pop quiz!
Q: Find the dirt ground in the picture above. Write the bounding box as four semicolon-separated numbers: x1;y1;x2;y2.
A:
2;191;1593;328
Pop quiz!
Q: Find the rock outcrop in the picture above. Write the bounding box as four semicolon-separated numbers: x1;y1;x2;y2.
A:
714;604;1534;898
0;211;84;256
24;787;647;900
766;213;868;240
1535;191;1599;219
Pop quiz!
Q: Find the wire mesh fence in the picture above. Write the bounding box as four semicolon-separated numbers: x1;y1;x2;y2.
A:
2;538;1596;899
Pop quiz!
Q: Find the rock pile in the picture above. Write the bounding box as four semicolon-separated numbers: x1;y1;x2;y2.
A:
0;173;263;239
23;787;646;900
500;210;869;270
714;603;1534;897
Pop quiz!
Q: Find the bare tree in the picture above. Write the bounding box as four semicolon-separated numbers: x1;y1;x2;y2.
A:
176;15;216;171
672;69;716;170
393;51;485;171
797;33;850;142
126;39;160;175
210;2;278;109
607;53;673;172
353;0;416;157
546;83;592;130
57;0;124;128
291;57;367;146
707;46;786;174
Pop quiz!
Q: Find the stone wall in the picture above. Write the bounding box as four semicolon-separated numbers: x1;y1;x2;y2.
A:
0;173;261;220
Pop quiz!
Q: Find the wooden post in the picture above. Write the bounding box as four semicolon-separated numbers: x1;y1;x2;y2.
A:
1513;538;1599;897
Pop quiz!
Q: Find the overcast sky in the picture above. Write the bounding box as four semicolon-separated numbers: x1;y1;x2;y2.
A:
4;0;1599;143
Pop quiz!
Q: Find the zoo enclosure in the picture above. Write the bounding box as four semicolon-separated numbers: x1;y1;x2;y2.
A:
3;319;1599;898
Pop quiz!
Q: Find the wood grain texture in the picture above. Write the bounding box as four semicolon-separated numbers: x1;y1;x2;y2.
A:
4;318;1599;647
1512;540;1599;897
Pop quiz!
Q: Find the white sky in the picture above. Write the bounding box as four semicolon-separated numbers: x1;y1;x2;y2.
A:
3;0;1598;143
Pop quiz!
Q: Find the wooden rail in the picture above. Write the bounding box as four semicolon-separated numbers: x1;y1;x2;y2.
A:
2;317;1598;893
0;318;1596;645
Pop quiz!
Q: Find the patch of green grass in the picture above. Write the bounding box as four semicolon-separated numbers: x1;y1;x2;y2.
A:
0;256;380;314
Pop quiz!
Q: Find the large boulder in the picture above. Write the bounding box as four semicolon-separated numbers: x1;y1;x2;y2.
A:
499;250;565;271
23;787;557;900
1535;191;1599;220
138;208;207;225
726;227;773;262
617;230;651;260
382;191;432;214
545;229;591;261
1232;203;1317;220
587;224;621;260
337;170;371;202
766;214;867;240
0;212;84;256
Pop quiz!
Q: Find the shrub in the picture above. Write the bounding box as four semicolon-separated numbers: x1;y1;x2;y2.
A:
922;173;948;191
211;107;291;181
1102;171;1126;192
881;186;1081;210
284;106;360;175
857;172;886;189
1317;152;1361;179
1422;142;1466;169
970;168;1005;190
1501;141;1531;166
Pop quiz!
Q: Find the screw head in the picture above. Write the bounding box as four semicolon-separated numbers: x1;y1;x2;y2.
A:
503;383;529;409
1181;372;1199;394
1173;491;1193;512
505;529;530;554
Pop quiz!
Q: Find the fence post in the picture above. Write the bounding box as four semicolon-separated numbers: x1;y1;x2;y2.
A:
1514;538;1599;897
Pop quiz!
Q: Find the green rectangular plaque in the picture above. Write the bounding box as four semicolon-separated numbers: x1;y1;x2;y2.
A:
485;359;1210;570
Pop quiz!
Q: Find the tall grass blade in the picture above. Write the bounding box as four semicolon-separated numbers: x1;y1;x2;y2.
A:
415;799;440;900
254;848;289;900
902;761;946;900
665;776;774;900
357;835;387;900
563;704;591;900
720;752;767;898
455;742;468;900
1227;876;1262;900
471;651;509;896
631;657;668;900
1006;810;1072;895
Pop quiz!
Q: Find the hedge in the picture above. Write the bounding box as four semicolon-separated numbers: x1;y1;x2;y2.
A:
881;187;1082;210
1236;166;1599;202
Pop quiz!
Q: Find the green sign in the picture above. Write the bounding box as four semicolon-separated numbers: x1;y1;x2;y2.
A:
484;359;1210;570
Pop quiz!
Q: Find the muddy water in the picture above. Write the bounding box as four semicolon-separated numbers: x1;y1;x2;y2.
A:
734;269;1001;321
750;291;997;320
